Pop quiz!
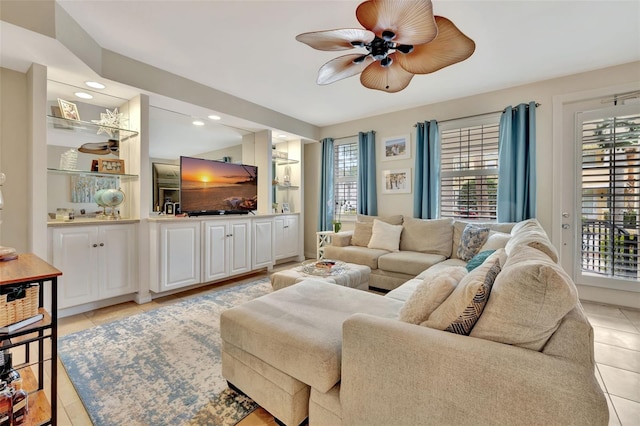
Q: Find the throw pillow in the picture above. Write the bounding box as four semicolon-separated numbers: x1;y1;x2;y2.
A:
422;250;503;331
351;221;374;247
445;259;501;335
399;266;468;325
399;217;454;257
466;250;496;272
367;219;403;252
457;224;490;261
470;245;578;351
479;231;511;252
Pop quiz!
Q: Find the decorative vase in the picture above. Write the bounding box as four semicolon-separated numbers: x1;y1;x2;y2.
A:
333;222;342;233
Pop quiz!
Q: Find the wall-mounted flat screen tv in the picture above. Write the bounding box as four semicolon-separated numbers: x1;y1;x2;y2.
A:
180;156;257;216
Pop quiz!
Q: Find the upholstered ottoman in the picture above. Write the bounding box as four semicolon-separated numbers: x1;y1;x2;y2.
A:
270;262;371;291
220;279;402;425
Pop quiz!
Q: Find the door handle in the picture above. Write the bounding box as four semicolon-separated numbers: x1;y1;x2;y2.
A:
562;224;570;229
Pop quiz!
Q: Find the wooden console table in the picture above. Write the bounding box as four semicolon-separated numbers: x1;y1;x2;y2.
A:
0;253;61;425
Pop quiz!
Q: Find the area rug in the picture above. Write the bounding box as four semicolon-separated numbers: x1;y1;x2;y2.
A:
58;279;272;426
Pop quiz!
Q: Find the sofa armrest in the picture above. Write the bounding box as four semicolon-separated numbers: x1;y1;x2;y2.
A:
331;231;353;247
341;314;608;426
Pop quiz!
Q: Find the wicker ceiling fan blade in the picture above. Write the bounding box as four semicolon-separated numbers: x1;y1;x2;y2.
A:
360;54;414;93
296;29;375;51
317;54;375;85
356;0;437;45
396;16;475;75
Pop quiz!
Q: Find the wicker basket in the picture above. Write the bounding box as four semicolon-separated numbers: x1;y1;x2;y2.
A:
0;285;39;328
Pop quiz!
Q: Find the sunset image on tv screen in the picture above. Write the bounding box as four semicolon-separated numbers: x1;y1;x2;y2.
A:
180;156;257;212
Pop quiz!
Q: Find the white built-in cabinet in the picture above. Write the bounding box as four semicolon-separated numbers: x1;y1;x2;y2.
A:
150;215;291;293
274;214;299;260
202;219;251;282
50;223;138;309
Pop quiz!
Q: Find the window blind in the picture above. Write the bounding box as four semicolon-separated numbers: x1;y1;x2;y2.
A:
334;140;358;217
581;112;639;279
440;123;500;220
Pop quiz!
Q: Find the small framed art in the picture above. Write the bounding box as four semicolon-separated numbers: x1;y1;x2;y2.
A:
282;203;291;213
381;168;411;194
382;134;410;161
57;98;80;120
98;158;125;174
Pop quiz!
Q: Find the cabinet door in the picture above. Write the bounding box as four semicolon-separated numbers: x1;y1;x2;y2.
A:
253;218;274;269
274;216;287;260
160;222;201;291
51;226;99;309
203;221;228;282
284;215;299;258
98;224;138;298
229;220;251;276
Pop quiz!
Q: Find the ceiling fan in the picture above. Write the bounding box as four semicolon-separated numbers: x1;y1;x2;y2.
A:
296;0;475;93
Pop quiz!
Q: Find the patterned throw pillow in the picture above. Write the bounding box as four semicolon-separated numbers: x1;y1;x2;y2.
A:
445;259;501;335
457;224;490;261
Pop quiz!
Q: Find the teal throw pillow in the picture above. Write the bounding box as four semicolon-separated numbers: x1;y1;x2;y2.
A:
466;250;496;272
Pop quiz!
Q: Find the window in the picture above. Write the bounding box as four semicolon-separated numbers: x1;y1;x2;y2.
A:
334;138;358;219
439;118;500;220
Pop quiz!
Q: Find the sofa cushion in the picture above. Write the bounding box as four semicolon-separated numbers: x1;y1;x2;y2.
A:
368;220;403;252
399;217;453;257
415;259;467;279
470;245;578;351
451;221;514;260
479;231;511;252
323;245;388;270
377;251;447;276
220;280;403;393
357;214;403;226
399;266;468;325
444;259;501;335
385;278;423;302
505;218;559;263
351;222;373;247
457;223;490;261
422;249;504;331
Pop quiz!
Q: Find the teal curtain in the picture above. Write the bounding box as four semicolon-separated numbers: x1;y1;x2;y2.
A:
413;120;440;219
318;138;334;231
358;131;378;215
497;102;537;222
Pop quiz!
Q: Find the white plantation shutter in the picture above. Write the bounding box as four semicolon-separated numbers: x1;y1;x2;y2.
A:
580;108;639;280
440;122;500;220
333;139;358;218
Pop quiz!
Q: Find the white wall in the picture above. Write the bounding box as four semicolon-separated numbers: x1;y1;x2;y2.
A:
304;61;640;285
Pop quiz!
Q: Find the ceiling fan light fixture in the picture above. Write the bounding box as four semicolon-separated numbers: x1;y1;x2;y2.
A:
297;0;474;92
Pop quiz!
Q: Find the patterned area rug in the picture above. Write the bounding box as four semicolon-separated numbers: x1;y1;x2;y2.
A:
58;279;272;426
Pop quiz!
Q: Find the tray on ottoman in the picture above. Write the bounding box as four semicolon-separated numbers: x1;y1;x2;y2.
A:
270;260;370;291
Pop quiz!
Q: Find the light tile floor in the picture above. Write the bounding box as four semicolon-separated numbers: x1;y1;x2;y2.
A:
53;269;640;425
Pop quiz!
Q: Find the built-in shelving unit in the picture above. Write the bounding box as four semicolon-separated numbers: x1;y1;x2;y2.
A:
47;168;138;179
46;115;139;141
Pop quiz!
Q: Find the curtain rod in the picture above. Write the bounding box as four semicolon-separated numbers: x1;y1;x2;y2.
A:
330;130;376;141
416;102;541;126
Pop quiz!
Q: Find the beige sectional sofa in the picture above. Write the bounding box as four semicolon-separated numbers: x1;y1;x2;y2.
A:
324;215;514;291
220;218;608;426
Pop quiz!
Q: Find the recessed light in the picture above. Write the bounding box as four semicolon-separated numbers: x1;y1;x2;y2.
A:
208;115;221;120
74;92;93;99
278;134;287;139
85;81;106;89
193;120;205;126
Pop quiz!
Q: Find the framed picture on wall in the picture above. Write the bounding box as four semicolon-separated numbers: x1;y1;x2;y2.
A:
381;168;411;194
381;134;410;161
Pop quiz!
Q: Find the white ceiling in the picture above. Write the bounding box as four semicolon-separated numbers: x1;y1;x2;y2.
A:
2;1;639;158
